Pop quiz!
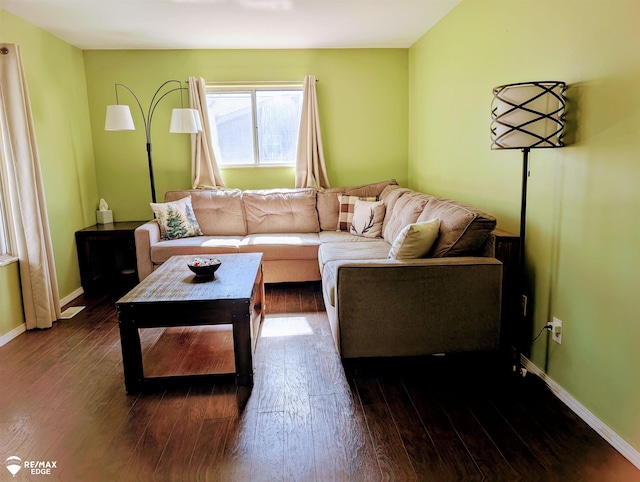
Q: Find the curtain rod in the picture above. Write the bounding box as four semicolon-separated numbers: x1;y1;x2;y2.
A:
186;79;318;84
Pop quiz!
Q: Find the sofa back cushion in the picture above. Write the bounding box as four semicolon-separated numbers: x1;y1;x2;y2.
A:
379;185;411;213
316;187;350;231
243;188;320;234
381;190;429;244
316;179;398;231
165;189;246;236
417;197;496;257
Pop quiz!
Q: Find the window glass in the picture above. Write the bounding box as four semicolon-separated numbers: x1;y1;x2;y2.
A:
207;91;254;166
206;86;303;167
256;90;302;165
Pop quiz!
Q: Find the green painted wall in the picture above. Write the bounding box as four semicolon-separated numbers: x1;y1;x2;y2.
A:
5;1;638;460
83;49;408;221
0;10;98;306
0;261;25;335
409;0;640;452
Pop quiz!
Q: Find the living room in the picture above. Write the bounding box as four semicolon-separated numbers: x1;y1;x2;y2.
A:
1;0;639;479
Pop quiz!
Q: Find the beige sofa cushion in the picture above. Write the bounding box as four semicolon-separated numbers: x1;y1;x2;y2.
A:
417;197;496;257
318;231;384;244
150;236;242;264
316;179;398;231
379;184;408;206
318;240;390;273
165;189;246;236
316;187;348;232
240;233;320;260
345;179;398;198
382;191;429;244
316;187;347;231
243;188;320;234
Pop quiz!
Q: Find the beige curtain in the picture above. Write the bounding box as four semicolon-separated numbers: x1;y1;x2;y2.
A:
295;75;330;189
0;44;61;329
188;76;225;189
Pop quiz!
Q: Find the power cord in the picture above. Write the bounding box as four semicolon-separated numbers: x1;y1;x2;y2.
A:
531;323;553;343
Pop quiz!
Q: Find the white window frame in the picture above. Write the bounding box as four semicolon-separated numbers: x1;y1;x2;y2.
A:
0;198;7;256
205;83;303;168
0;151;10;257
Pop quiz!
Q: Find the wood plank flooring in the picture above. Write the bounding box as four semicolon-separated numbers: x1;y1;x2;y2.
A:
1;281;638;481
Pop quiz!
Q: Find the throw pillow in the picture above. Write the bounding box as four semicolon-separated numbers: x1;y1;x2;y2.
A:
388;218;440;260
336;195;376;231
150;196;203;240
350;200;386;238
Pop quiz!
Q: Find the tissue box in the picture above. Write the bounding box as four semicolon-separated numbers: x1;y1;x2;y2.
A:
96;210;113;224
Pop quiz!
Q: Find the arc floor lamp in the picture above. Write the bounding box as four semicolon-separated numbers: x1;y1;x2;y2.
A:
490;80;567;367
104;80;201;203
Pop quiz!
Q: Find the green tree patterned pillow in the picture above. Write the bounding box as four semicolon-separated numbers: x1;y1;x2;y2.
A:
150;196;203;240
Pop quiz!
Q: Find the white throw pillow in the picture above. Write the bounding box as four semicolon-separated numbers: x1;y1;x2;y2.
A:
350;200;385;238
388;218;440;260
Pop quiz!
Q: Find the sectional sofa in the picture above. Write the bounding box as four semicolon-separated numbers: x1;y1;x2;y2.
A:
134;180;503;359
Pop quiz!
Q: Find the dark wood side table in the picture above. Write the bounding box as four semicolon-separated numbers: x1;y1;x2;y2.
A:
75;221;147;295
492;228;523;359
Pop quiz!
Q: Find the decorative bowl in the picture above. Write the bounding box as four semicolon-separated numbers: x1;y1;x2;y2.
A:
187;257;221;279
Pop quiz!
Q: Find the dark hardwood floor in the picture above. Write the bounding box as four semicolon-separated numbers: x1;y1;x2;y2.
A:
1;282;638;481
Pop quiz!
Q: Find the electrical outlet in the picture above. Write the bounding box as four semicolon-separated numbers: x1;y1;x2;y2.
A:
551;317;563;344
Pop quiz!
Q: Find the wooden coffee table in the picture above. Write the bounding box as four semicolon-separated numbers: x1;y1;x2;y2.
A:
116;253;264;393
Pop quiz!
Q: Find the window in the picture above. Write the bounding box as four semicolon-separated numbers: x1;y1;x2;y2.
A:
206;85;303;167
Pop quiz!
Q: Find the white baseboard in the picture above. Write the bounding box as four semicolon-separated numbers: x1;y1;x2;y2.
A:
0;323;26;347
0;287;84;347
60;287;84;307
521;355;640;471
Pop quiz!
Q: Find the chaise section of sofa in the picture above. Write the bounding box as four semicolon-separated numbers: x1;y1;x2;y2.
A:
326;257;503;359
317;184;503;359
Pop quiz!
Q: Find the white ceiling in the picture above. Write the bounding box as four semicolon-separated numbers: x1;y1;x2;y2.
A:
1;0;461;50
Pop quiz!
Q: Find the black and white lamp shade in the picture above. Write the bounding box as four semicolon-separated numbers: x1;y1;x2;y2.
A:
491;81;567;150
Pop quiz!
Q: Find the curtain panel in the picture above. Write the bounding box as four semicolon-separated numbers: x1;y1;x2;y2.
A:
188;76;226;189
0;44;61;329
295;75;330;189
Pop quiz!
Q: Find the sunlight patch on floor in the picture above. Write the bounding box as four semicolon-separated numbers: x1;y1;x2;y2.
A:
261;314;314;337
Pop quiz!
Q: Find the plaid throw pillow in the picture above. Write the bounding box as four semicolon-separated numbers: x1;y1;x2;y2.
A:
336;195;376;231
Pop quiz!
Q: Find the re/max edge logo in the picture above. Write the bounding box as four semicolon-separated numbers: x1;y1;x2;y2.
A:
5;456;58;477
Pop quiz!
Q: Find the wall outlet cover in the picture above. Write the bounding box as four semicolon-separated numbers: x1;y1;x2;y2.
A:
552;317;563;344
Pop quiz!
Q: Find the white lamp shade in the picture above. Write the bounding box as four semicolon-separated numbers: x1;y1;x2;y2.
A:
491;81;566;149
105;105;135;131
170;108;200;134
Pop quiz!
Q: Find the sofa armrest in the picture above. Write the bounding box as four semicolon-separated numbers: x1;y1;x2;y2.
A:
334;257;503;359
135;221;159;281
